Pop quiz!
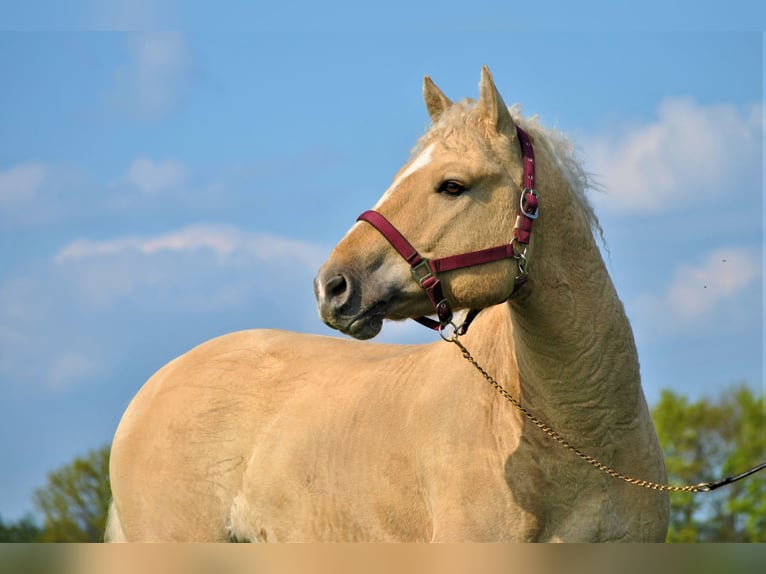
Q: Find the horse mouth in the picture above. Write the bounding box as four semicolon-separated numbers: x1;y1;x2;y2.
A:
345;301;388;340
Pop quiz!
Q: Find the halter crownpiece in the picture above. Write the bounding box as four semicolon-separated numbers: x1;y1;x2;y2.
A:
357;124;538;335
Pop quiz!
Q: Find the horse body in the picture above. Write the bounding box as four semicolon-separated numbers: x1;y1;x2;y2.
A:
108;67;669;542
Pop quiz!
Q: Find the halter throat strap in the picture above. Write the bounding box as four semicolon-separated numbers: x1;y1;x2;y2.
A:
357;124;538;334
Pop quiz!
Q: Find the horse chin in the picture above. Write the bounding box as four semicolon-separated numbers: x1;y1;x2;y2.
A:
347;314;384;340
341;298;390;339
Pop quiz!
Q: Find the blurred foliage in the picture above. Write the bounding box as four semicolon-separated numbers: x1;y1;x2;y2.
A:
652;383;765;542
32;446;111;542
0;514;43;542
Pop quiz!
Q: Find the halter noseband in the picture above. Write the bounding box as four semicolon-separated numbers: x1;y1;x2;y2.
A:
357;124;538;335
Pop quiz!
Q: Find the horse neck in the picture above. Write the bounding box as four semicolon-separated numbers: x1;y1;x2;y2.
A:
475;147;644;441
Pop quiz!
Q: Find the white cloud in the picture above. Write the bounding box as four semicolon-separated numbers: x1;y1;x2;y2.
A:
55;224;322;265
632;247;761;337
663;249;760;320
0;155;224;228
0;224;330;391
585;98;762;214
47;352;101;391
0;163;48;206
108;32;190;119
0;274;102;392
123;157;187;194
0;162;95;228
54;224;327;307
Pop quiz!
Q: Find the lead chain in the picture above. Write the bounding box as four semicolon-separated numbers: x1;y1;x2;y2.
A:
448;336;711;493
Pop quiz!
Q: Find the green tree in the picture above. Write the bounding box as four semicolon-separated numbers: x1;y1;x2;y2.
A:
32;445;112;542
652;384;765;542
0;514;43;542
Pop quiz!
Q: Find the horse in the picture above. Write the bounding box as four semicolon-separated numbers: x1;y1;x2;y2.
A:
107;66;669;542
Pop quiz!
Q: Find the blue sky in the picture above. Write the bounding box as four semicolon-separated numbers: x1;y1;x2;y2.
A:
0;3;764;522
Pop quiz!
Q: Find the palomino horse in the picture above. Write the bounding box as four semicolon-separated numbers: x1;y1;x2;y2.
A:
107;67;669;542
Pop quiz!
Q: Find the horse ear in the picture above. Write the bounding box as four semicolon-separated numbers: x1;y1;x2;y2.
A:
423;75;452;122
479;65;514;135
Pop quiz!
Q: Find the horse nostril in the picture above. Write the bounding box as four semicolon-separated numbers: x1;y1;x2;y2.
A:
326;274;348;300
316;271;354;316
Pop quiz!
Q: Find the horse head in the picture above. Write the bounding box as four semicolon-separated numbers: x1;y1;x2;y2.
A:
315;66;533;340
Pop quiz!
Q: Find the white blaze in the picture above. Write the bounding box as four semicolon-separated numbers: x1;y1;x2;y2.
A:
335;144;435;249
372;144;435;210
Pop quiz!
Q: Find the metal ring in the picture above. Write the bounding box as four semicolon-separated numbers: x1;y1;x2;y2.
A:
439;321;459;342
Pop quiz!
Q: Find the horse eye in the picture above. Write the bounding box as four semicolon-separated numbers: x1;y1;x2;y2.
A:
438;180;467;196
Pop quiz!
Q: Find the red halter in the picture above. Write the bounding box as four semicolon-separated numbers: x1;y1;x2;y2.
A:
357;125;538;335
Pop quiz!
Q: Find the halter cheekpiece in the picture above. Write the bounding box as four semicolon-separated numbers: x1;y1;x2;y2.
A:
357;124;538;335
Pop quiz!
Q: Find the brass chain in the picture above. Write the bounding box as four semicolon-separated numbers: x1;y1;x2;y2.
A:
448;335;712;493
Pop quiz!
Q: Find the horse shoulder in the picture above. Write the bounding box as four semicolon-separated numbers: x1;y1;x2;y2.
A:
109;328;335;540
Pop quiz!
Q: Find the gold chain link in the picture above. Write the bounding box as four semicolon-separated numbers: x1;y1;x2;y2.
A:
448;336;711;493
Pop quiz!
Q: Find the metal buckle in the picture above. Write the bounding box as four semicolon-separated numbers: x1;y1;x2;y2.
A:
519;188;539;219
411;259;434;286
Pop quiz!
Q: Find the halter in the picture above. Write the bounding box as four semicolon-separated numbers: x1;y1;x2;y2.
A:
357;124;538;335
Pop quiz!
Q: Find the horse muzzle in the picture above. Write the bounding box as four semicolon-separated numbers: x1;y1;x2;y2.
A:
313;267;387;340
